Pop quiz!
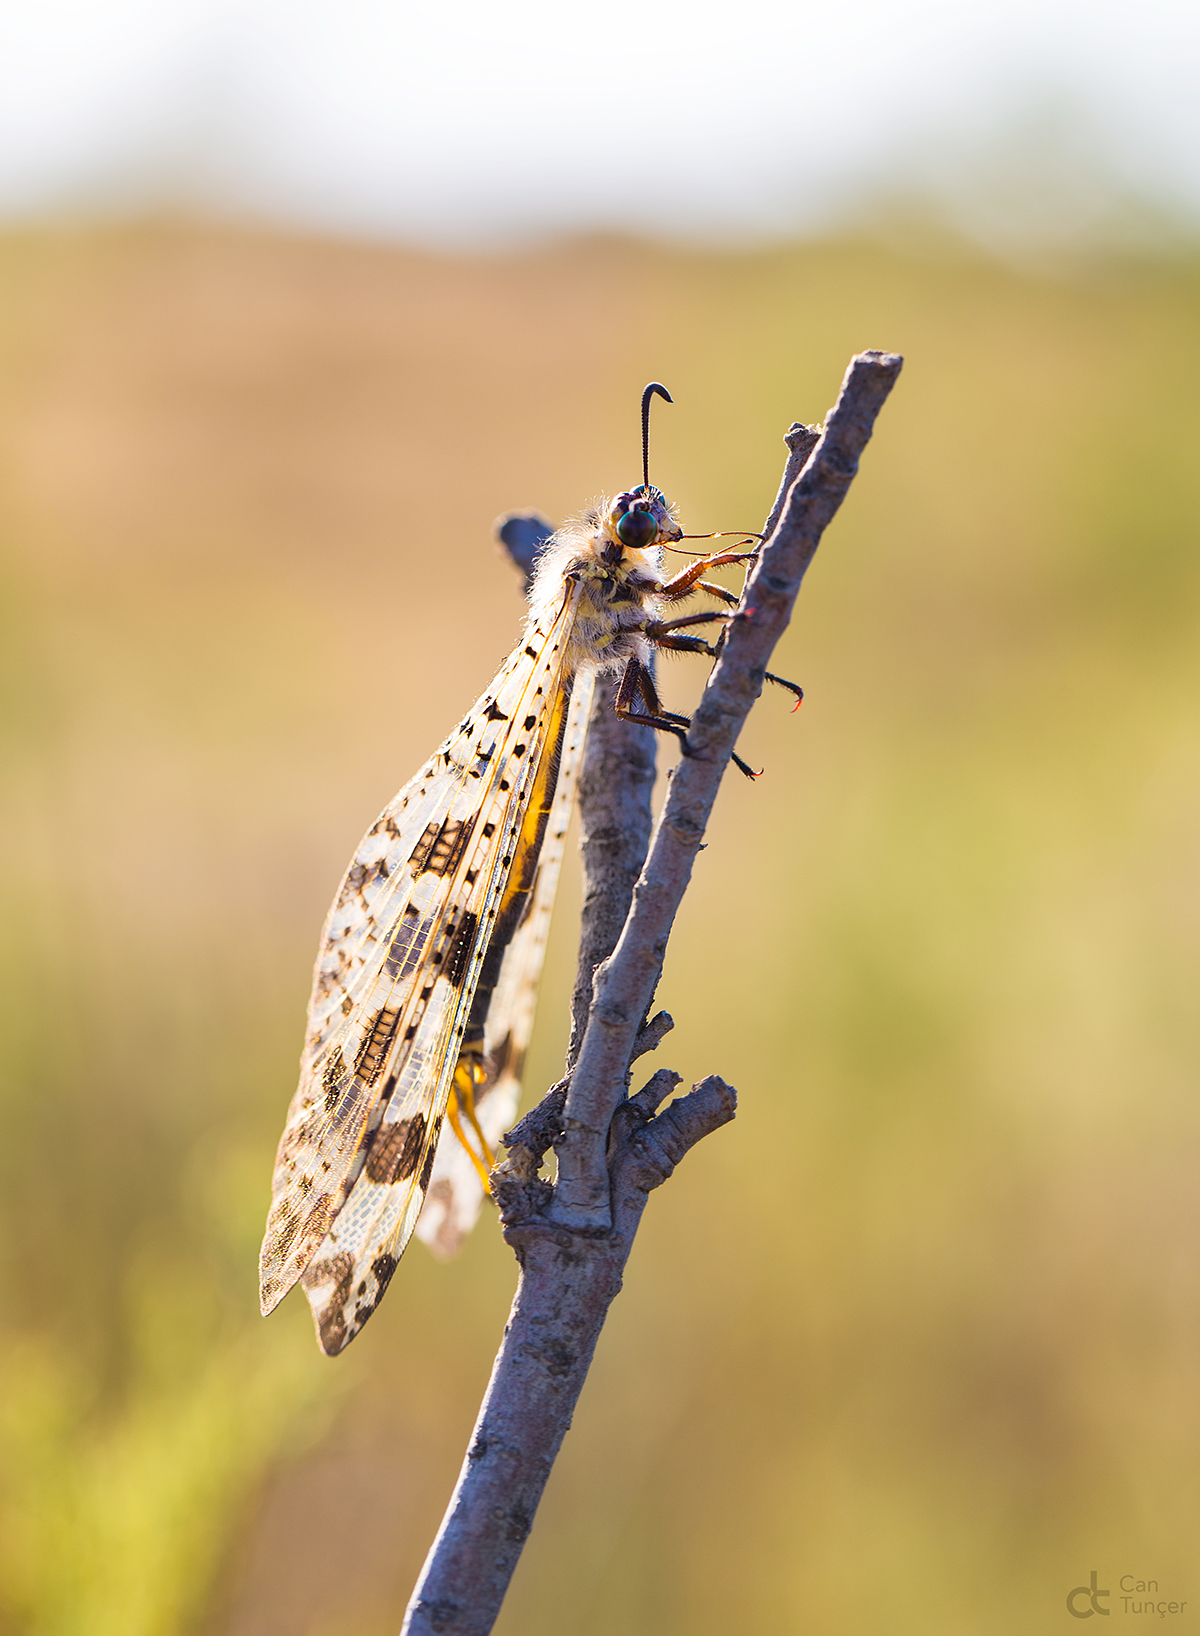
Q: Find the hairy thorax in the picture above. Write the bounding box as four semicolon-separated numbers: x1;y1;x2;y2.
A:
526;493;682;678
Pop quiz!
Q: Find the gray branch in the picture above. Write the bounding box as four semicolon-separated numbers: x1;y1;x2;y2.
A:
400;350;902;1636
567;672;661;1068
402;1075;735;1636
553;350;903;1225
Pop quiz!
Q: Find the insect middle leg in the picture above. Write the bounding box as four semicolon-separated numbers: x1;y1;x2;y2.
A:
645;616;805;709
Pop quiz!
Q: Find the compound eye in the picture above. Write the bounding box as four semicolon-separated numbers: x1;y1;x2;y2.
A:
616;508;659;550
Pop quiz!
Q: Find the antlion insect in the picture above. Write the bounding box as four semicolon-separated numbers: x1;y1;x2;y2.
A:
259;384;801;1354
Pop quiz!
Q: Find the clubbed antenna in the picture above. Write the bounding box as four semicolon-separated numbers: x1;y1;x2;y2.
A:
641;381;672;494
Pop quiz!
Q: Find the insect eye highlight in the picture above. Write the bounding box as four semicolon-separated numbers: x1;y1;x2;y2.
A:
616;508;659;550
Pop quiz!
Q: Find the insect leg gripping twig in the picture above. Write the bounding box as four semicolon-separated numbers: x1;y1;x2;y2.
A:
401;350;903;1636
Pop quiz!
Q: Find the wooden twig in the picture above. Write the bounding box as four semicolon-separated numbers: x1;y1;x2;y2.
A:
567;671;662;1069
552;350;903;1225
400;351;902;1636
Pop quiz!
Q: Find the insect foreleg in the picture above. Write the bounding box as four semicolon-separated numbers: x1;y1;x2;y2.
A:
691;580;741;606
658;548;758;602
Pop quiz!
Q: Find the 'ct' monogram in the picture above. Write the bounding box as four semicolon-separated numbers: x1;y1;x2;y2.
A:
1067;1571;1110;1617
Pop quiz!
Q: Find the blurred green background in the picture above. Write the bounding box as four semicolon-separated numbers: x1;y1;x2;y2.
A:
0;221;1197;1635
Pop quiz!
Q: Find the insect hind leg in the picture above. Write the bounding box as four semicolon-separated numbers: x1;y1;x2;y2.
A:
447;1057;495;1190
616;656;759;779
614;656;689;751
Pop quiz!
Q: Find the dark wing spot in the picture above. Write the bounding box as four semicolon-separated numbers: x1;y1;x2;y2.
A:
265;1204;302;1264
411;815;476;878
364;1113;427;1183
444;910;479;987
370;1252;398;1294
302;1195;338;1252
485;701;509;721
385;909;426;980
354;1004;402;1085
303;1251;356;1354
317;1302;347;1354
321;1050;350;1112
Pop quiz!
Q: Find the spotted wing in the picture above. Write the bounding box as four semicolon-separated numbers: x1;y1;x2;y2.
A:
415;667;595;1256
259;584;581;1351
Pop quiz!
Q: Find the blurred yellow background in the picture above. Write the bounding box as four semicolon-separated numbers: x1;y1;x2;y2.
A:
0;220;1197;1635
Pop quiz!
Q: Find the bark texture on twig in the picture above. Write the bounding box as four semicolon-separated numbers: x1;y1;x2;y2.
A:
553;350;903;1226
402;1074;735;1636
400;352;901;1636
567;672;660;1068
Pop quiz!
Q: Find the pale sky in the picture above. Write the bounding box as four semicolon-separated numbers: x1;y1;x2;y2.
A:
0;0;1196;245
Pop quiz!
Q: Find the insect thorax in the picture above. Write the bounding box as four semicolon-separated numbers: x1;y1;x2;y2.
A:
527;491;681;678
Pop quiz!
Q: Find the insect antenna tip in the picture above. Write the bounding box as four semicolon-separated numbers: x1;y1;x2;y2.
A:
641;381;673;494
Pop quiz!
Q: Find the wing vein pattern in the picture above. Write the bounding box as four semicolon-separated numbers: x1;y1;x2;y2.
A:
415;666;595;1256
260;583;583;1353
